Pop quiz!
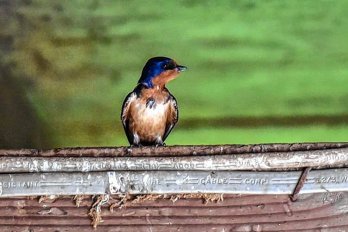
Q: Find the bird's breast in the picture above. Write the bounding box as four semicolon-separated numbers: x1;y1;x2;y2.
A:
132;100;169;123
141;103;167;118
129;98;170;141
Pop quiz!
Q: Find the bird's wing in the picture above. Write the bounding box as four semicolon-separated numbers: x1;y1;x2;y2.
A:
121;91;137;145
163;92;178;142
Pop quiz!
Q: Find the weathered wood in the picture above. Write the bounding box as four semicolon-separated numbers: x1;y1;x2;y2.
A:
1;144;348;173
0;194;341;217
1;142;347;157
0;195;289;208
0;225;346;232
1;143;348;231
1;148;348;172
0;193;346;231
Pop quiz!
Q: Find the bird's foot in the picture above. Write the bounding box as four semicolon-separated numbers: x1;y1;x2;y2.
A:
155;142;166;147
129;144;143;148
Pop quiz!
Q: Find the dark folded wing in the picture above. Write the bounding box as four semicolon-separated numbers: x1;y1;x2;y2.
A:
120;91;136;145
163;93;178;142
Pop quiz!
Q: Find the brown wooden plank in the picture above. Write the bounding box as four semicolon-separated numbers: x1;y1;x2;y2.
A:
0;193;342;218
1;144;348;231
0;199;345;226
0;195;290;208
0;193;346;230
1;224;348;232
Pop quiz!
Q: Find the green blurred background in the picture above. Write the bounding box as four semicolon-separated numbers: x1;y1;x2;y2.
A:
1;0;348;149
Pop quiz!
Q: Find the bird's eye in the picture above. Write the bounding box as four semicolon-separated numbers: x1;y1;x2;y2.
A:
164;62;175;70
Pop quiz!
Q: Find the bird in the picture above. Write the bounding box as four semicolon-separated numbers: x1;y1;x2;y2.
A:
121;57;187;146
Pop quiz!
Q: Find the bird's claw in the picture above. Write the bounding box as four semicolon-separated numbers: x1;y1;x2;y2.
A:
129;144;143;148
155;142;166;147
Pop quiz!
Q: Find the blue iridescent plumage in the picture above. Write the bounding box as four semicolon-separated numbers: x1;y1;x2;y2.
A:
138;57;187;88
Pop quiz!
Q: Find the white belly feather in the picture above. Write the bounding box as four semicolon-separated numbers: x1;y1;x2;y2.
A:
137;102;168;119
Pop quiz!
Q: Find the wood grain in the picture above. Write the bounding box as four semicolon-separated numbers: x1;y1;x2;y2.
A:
0;193;346;231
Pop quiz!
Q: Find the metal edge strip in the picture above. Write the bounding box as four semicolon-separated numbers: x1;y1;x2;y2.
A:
0;168;347;197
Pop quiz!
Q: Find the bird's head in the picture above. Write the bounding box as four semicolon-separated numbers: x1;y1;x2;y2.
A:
138;57;187;88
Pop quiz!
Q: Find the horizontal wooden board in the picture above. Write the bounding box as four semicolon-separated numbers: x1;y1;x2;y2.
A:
0;193;347;231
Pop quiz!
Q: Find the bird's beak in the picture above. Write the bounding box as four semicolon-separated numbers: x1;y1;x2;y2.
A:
176;65;187;72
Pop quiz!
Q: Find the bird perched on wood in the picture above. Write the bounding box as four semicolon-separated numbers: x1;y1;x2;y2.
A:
121;57;187;146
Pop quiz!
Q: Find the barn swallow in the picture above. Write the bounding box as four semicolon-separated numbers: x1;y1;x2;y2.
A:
121;57;187;146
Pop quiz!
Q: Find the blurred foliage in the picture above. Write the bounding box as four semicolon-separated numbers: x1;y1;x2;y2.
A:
1;0;348;148
0;64;50;148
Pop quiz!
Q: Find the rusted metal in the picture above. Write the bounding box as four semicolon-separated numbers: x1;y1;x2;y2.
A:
290;167;312;201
